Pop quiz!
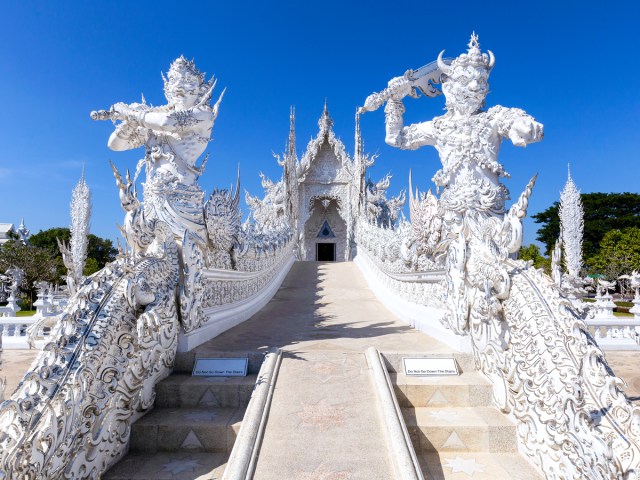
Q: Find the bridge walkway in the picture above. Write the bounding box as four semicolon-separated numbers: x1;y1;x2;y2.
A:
186;261;535;479
7;261;638;478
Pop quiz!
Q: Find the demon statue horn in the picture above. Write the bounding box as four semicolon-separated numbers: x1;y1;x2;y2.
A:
362;33;640;479
0;57;221;479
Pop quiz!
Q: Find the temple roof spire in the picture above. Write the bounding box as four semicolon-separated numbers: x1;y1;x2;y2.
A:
355;110;363;160
318;99;334;133
287;105;297;161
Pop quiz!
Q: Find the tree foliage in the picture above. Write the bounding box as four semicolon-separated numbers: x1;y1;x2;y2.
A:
532;193;640;258
518;244;550;274
29;228;117;276
587;227;640;280
0;240;59;308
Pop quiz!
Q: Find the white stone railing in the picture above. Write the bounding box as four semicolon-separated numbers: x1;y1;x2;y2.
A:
0;317;35;349
586;317;640;350
0;316;54;349
201;238;295;310
355;219;445;306
178;238;296;352
0;306;20;318
354;220;471;352
356;220;408;273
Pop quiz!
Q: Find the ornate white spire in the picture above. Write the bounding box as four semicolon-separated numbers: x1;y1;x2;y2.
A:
559;163;584;278
318;99;334;133
287;105;297;162
355;110;363;160
69;168;91;288
16;217;30;244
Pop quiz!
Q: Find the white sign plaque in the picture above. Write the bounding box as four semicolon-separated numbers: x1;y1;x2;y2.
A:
192;358;248;377
403;357;459;376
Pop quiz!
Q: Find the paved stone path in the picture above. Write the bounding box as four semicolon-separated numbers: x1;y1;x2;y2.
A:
190;262;470;479
1;348;38;397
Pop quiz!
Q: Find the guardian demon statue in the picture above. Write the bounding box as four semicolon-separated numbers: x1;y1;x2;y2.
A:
361;35;640;479
92;56;224;242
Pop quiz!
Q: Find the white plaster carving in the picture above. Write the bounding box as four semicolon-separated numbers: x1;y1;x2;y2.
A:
2;40;639;480
0;56;296;478
631;271;640;321
296;106;357;261
560;165;584;278
58;170;91;295
92;55;224;243
361;33;640;478
2;267;23;317
551;237;563;287
0;213;180;478
364;174;405;228
15;219;30;245
559;166;587;302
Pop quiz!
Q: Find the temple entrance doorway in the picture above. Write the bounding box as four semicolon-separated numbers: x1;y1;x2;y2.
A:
301;199;347;261
316;243;336;261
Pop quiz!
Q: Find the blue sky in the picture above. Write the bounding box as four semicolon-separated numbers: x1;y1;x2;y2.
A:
1;1;639;248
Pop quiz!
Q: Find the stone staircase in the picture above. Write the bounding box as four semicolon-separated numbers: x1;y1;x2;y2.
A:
391;361;542;480
104;371;257;479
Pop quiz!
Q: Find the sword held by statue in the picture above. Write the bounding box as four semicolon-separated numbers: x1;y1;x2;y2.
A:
358;58;453;115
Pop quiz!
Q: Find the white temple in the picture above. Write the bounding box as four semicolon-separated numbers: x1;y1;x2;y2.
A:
1;38;639;480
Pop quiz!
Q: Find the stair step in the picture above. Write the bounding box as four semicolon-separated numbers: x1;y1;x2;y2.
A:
403;406;516;453
392;371;493;408
103;452;228;479
154;373;257;408
418;452;541;479
131;407;245;453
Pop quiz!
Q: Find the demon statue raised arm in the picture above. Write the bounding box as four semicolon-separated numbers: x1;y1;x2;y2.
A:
92;56;224;242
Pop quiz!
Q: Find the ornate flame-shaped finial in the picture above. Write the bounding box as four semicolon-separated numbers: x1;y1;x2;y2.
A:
438;33;495;75
162;55;213;98
167;55;206;83
468;32;480;50
318;100;334;132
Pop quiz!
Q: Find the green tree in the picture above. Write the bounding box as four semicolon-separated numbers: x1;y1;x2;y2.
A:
29;228;117;275
587;227;640;280
532;193;640;258
0;240;59;309
518;244;551;274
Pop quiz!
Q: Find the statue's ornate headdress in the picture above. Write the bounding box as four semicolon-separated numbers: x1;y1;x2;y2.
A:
437;33;495;80
162;55;213;97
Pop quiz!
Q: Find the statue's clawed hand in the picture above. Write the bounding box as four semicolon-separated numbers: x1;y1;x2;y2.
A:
387;75;413;101
110;102;136;122
510;118;544;146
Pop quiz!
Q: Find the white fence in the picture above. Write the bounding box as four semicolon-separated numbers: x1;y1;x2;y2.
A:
0;316;51;349
586;317;640;350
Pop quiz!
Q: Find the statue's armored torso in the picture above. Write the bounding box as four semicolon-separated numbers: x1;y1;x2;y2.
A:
144;107;214;186
432;108;506;188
